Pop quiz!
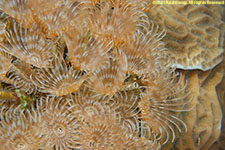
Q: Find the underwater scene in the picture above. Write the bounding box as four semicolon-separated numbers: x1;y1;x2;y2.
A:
0;0;224;149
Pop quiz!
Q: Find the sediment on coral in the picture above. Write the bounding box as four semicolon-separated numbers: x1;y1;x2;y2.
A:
148;4;225;71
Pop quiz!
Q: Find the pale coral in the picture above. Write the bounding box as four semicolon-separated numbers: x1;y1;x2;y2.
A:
148;5;225;71
166;65;224;150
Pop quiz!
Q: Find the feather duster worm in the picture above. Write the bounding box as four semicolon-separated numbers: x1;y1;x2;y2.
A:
3;60;37;95
134;0;154;12
0;51;11;80
31;57;87;96
32;5;66;38
51;36;67;56
122;138;161;150
0;105;48;150
121;19;168;76
0;21;5;42
121;129;161;150
87;48;127;96
28;0;64;16
0;10;12;42
0;10;10;22
78;107;130;150
139;67;192;144
37;96;83;150
107;89;140;132
64;28;110;71
107;0;153;11
70;86;106;117
120;75;143;91
32;0;87;38
0;23;55;68
87;0;145;47
0;0;33;28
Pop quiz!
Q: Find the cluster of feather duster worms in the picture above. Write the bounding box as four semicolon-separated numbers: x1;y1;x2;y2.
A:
0;0;192;150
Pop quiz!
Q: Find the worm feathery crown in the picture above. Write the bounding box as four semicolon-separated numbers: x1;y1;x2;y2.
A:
0;105;48;150
0;0;33;28
139;67;191;144
31;57;87;96
0;23;55;68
